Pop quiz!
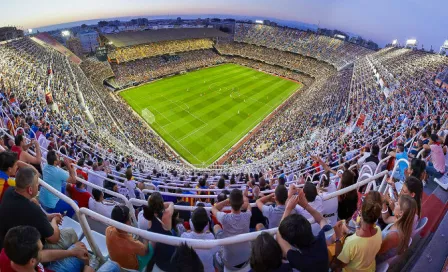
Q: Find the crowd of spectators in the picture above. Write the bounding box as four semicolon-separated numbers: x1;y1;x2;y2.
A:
0;33;447;272
234;23;373;70
223;46;448;170
108;39;214;63
215;42;334;78
227;56;314;86
110;50;226;86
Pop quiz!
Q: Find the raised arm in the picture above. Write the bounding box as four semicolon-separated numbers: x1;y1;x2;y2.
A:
297;189;327;228
281;195;299;222
312;155;337;175
256;193;274;211
242;195;251;212
276;229;292;258
64;157;77;184
161;202;174;230
211;199;230;217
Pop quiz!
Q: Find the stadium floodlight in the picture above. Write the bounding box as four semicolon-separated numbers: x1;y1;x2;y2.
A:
28;29;33;34
108;41;113;45
443;40;448;47
255;20;264;24
61;30;70;37
334;34;346;40
392;39;398;45
406;39;417;46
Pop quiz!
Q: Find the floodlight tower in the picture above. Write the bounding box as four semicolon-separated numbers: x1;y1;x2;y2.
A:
405;39;418;49
391;39;398;47
61;30;71;37
440;40;448;55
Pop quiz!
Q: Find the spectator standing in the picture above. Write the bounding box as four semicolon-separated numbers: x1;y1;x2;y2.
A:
295;182;324;235
75;158;88;180
124;168;144;199
175;188;191;222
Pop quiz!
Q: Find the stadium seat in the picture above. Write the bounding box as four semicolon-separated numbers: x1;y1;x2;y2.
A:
60;216;84;240
413;217;428;237
376;262;389;272
81;231;109;259
434;175;448;191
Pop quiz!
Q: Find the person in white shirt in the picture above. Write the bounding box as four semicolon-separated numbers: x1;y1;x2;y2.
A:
88;189;115;218
87;163;108;194
319;175;339;226
295;181;324;235
357;146;371;167
123;168;144;199
181;207;218;272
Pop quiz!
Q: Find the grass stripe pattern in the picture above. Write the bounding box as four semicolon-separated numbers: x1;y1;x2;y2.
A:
119;63;302;166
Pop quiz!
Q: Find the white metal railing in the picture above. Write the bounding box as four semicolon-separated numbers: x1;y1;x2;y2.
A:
73;175;137;225
141;189;218;199
38;178;105;263
37;170;388;252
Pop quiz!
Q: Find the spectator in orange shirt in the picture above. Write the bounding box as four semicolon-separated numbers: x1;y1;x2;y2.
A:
106;205;153;271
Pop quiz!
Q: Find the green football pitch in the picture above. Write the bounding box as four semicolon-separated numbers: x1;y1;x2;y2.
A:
119;63;302;166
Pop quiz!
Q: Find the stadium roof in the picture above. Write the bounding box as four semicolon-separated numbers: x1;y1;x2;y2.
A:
103;28;229;48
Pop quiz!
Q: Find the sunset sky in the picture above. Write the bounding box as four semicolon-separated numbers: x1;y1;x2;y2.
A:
1;0;446;48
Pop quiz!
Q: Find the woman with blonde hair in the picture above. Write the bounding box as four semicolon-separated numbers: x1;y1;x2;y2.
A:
376;195;417;263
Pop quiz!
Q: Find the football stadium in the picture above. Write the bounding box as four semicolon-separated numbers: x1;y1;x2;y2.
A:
0;2;448;272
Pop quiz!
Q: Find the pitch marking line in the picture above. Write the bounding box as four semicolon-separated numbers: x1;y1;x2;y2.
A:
155;120;203;164
177;123;208;142
161;95;207;126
